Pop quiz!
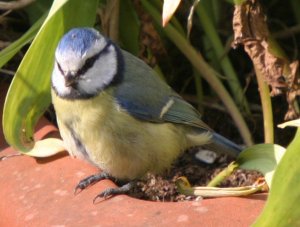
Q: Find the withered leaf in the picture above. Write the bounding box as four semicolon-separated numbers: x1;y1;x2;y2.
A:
232;0;300;120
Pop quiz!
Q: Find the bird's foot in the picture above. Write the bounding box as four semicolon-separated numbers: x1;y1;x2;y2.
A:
74;172;136;203
74;172;114;194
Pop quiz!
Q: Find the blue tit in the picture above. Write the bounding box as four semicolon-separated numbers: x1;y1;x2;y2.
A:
51;27;242;200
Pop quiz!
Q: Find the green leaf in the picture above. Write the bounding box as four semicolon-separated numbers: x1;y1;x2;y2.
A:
253;129;300;226
237;143;286;187
3;0;99;152
207;162;239;187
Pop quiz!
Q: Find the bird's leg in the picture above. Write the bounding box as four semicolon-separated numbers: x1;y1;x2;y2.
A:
74;171;114;194
93;181;136;203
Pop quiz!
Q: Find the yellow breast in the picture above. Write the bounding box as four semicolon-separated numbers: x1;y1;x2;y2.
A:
51;89;211;180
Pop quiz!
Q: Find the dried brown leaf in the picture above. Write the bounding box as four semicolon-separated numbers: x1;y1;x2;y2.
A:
232;0;300;119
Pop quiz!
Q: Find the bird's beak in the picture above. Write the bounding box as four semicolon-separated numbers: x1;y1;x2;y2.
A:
64;72;77;87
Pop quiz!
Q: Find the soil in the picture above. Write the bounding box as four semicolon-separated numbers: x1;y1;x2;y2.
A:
129;147;263;202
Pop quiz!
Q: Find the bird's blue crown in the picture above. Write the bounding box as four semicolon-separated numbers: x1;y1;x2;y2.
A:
57;28;99;57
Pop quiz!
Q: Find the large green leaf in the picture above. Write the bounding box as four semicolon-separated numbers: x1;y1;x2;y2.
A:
237;143;286;187
253;129;300;226
3;0;99;152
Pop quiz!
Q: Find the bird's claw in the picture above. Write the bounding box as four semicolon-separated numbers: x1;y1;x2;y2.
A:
93;188;115;203
93;181;136;203
74;184;85;195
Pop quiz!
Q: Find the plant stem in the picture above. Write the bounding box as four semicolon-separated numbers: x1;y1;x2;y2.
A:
196;2;250;115
254;65;274;143
106;0;120;42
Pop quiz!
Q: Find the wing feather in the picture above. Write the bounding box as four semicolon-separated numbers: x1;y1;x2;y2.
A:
114;51;211;131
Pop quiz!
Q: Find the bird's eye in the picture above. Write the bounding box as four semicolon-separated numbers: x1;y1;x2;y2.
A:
84;56;96;70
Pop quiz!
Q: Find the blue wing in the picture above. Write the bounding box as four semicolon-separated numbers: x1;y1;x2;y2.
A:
114;51;211;131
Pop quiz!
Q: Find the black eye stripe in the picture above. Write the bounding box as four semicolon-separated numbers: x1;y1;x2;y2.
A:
77;41;112;76
77;50;101;76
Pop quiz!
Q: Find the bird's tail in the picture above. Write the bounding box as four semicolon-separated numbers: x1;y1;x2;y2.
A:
205;132;243;157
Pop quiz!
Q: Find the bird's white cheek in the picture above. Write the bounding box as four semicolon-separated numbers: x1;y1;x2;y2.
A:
52;68;71;95
78;46;117;94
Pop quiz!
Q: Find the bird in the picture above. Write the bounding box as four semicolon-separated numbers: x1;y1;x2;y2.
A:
51;27;242;201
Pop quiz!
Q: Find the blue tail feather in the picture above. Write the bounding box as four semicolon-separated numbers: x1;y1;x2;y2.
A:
209;132;242;157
